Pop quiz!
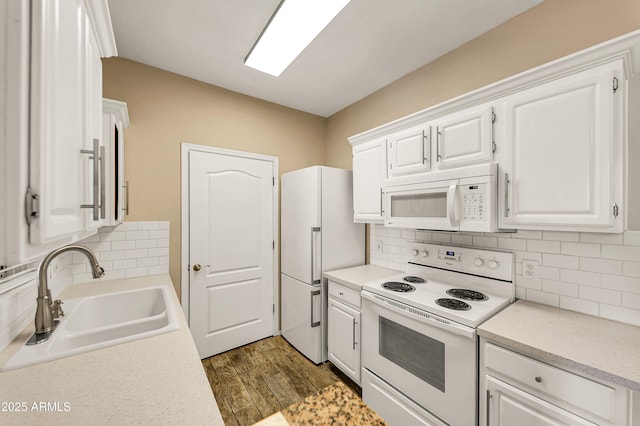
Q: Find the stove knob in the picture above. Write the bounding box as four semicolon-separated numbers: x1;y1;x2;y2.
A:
420;250;429;258
410;249;419;256
488;259;499;269
473;258;484;267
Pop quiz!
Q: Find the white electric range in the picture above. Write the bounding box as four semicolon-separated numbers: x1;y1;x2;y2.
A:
361;242;514;426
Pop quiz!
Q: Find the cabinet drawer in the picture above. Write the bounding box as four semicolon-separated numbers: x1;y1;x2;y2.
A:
328;282;361;308
485;343;616;422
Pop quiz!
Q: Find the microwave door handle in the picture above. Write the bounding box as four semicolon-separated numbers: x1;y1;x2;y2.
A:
447;182;459;228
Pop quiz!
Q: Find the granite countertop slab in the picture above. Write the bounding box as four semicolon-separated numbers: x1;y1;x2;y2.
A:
324;265;403;291
254;381;387;426
0;274;223;425
478;299;640;391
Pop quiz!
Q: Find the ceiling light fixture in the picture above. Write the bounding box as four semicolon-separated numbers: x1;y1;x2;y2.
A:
244;0;351;77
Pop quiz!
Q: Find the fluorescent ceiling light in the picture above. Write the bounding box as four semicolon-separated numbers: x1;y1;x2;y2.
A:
245;0;351;77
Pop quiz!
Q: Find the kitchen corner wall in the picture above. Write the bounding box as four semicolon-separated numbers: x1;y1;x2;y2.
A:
0;221;169;352
370;225;640;327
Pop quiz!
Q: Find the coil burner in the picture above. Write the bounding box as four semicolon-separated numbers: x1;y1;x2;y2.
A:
446;288;488;301
382;282;416;292
403;276;426;284
435;298;471;311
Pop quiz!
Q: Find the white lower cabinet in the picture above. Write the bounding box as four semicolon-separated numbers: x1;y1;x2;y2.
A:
327;281;361;384
481;340;631;426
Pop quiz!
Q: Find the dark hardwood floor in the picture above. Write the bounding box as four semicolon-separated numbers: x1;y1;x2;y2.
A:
202;336;361;426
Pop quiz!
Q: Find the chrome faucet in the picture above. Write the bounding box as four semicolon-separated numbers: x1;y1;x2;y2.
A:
30;245;105;344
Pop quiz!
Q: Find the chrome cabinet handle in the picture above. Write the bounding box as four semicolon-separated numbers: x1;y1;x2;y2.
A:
122;181;130;215
310;289;321;328
80;138;101;220
352;319;357;350
192;264;209;271
99;146;106;219
486;390;492;426
504;173;510;218
436;126;442;161
310;227;321;284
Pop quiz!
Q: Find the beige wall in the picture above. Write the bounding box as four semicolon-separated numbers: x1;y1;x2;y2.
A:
325;0;640;169
102;58;326;293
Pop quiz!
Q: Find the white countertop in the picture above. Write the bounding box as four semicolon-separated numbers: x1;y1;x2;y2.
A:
478;300;640;391
324;264;403;291
0;274;224;425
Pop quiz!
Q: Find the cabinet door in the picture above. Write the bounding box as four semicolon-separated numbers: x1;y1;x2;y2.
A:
82;16;105;232
486;376;597;426
29;0;87;244
500;61;622;231
388;124;431;179
327;297;361;384
352;138;386;223
434;104;494;169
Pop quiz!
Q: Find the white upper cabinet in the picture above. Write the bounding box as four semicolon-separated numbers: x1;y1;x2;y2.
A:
500;60;623;232
0;0;116;267
433;103;495;170
352;138;386;223
102;99;130;226
387;123;431;181
29;0;87;244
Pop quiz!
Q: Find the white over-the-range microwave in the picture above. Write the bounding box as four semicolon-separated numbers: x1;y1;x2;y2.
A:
384;163;499;232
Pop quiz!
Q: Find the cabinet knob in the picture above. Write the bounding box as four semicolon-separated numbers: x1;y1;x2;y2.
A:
535;376;542;383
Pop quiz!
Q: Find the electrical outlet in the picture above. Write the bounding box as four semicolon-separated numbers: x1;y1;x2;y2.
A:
522;259;538;279
377;241;383;253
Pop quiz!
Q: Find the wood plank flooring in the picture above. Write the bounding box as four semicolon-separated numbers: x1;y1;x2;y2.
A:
202;336;361;426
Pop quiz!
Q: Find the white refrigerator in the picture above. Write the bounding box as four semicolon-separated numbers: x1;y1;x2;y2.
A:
281;166;365;364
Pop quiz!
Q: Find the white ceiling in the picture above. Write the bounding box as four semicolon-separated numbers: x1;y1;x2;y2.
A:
107;0;543;117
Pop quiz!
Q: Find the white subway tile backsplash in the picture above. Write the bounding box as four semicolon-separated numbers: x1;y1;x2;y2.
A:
149;230;170;239
137;221;160;230
599;304;640;327
542;280;578;298
369;224;640;327
579;286;621;306
527;289;560;306
542;253;579;270
126;230;149;241
579;257;623;275
559;269;600;287
623;231;640;246
601;244;640;261
560;242;600;258
111;240;136;251
527;239;561;254
601;275;640;294
559;296;599;316
125;248;149;259
622;262;640;278
542;231;580;242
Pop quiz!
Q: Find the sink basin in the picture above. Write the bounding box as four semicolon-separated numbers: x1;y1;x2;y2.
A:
1;286;180;371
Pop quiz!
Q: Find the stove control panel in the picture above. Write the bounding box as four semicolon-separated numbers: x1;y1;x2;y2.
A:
438;249;462;262
407;242;513;282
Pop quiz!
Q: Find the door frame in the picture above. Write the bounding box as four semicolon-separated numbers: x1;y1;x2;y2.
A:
180;143;279;337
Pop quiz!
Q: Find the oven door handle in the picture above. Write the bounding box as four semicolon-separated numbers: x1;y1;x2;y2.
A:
362;291;476;340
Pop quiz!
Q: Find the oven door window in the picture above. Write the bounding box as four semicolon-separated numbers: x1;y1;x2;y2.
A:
379;317;445;392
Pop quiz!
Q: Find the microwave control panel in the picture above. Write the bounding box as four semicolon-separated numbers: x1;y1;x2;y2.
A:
460;183;487;221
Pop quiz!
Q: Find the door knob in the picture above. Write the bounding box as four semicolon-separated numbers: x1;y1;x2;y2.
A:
192;264;209;271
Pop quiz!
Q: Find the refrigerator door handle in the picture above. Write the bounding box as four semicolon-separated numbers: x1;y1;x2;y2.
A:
310;289;321;328
310;227;321;284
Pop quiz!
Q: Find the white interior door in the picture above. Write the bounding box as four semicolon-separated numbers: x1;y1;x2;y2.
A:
188;149;275;358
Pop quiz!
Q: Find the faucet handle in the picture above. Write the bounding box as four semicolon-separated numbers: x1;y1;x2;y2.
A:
52;299;64;319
